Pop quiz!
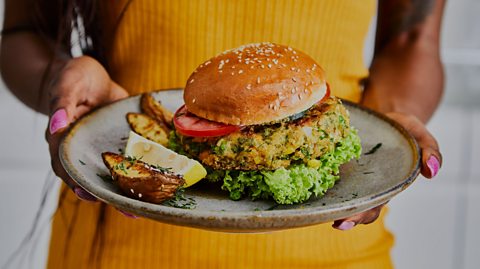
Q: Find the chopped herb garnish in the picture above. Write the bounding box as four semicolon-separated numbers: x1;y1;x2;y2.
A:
253;208;261;211
162;187;196;209
363;171;374;175
151;165;172;173
120;136;129;141
125;155;142;165
79;159;86;165
364;143;382;155
114;161;128;175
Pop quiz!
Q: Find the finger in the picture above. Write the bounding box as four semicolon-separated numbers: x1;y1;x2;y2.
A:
332;204;385;231
387;112;442;179
108;81;129;102
408;121;442;179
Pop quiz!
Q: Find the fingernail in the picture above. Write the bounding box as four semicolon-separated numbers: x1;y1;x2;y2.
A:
49;109;68;134
74;187;97;202
336;221;355;231
117;209;138;219
427;155;440;178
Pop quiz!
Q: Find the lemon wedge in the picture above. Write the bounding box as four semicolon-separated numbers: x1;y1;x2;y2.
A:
124;131;207;187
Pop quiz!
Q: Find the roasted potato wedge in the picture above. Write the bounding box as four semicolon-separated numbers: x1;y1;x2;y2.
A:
140;93;173;131
102;152;185;204
126;113;169;146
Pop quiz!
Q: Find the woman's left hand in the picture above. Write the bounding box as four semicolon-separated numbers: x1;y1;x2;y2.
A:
332;112;442;230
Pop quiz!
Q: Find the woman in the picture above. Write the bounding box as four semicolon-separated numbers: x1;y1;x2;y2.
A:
1;0;444;268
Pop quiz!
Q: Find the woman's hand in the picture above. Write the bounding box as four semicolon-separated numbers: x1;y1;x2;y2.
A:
45;56;128;201
332;112;442;230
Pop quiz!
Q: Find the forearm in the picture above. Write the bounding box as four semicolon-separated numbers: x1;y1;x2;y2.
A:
0;32;70;115
363;37;444;123
362;0;445;123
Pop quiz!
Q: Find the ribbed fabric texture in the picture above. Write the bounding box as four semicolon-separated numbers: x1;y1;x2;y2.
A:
47;1;395;268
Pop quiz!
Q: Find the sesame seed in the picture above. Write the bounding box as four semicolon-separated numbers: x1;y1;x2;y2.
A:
292;50;297;54
257;77;261;84
238;70;244;74
281;63;287;67
298;94;302;100
189;79;195;84
306;69;311;73
273;59;279;64
261;65;265;69
291;67;296;71
288;47;293;51
192;98;196;103
232;65;236;69
292;77;297;82
268;64;272;68
291;88;295;93
231;72;235;75
204;60;211;65
304;89;308;93
225;59;230;63
130;188;134;193
138;193;143;198
246;84;252;90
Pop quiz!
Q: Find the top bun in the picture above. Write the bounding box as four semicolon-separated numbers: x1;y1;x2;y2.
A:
183;43;327;125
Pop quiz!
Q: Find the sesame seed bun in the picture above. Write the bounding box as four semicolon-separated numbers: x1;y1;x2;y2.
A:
183;43;327;125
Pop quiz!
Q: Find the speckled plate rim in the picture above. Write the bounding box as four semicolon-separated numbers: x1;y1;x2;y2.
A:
59;89;421;231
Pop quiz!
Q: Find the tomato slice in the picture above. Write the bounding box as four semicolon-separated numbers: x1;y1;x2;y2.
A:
318;83;331;104
173;105;241;137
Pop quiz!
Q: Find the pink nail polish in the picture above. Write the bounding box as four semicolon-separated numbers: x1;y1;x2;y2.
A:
336;221;355;231
118;209;138;219
49;109;68;134
427;155;440;178
74;187;97;202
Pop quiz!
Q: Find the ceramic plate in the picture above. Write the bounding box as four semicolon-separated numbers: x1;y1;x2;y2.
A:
60;89;420;232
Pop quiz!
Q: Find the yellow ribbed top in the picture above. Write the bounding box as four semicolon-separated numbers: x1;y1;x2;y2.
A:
48;1;395;268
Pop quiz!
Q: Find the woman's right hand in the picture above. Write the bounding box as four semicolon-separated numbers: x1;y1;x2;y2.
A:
45;56;128;201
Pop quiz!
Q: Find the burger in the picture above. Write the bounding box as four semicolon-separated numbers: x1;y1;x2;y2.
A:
169;43;361;204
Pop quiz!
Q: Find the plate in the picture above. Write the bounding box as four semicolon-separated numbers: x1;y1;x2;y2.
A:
60;89;420;232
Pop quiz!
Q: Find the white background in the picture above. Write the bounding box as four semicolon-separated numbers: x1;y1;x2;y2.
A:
1;1;479;268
